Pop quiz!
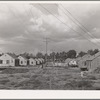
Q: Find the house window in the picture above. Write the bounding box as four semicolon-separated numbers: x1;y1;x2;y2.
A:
21;61;23;64
0;60;3;64
31;62;33;64
6;60;9;64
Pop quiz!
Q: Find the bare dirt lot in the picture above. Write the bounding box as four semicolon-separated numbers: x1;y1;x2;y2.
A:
0;65;99;90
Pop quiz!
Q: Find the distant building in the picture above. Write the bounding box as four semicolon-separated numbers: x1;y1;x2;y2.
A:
65;58;72;65
86;52;100;71
65;58;77;66
28;58;36;66
78;52;100;71
0;53;19;67
18;55;27;66
41;58;45;63
76;57;82;63
38;58;43;64
35;58;40;65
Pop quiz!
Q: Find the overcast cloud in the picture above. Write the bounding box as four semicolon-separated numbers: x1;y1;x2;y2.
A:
0;2;100;54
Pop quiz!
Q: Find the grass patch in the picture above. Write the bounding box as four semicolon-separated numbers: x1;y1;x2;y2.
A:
1;68;29;74
0;79;10;85
14;78;42;89
64;79;94;90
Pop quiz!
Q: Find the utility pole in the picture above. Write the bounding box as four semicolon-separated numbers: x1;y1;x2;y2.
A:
43;37;50;67
46;38;48;63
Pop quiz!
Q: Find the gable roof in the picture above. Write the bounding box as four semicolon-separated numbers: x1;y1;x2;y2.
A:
29;57;36;60
88;52;100;61
18;55;27;60
76;57;82;62
65;58;74;63
78;54;92;61
7;53;18;59
35;58;40;62
80;52;100;61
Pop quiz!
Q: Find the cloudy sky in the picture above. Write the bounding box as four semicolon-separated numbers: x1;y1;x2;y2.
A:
0;2;100;55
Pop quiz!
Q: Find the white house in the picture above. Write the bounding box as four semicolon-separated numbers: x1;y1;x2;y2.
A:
40;58;44;63
0;53;19;67
35;58;40;65
18;55;27;66
38;58;43;64
65;58;73;66
28;58;36;66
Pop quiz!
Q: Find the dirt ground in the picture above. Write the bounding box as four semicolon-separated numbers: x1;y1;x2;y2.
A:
0;64;99;90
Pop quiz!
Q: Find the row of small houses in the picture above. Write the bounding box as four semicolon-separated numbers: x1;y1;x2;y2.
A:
0;53;44;67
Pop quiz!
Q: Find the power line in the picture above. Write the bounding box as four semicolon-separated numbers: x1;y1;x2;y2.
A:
7;4;100;49
56;4;94;39
56;4;100;48
60;4;97;40
38;4;100;48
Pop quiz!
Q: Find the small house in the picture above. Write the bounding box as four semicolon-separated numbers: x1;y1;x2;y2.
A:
28;58;36;66
87;52;100;71
68;60;77;66
38;58;43;64
41;58;45;63
78;54;91;68
0;53;19;67
65;58;72;65
76;57;82;63
78;53;100;71
35;58;40;65
65;58;77;66
18;55;27;66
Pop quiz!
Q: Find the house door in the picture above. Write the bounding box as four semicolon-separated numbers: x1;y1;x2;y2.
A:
15;59;19;66
27;60;29;65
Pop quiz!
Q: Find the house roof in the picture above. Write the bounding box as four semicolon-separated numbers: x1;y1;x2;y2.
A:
65;58;75;63
40;58;44;61
88;52;100;61
7;53;18;59
29;58;36;60
76;57;82;62
38;58;43;61
18;55;27;60
80;52;100;61
35;58;40;62
78;54;92;62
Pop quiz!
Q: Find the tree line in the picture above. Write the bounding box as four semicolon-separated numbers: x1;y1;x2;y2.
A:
22;48;99;61
0;49;99;62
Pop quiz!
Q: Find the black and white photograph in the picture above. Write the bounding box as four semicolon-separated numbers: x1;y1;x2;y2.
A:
0;1;100;91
